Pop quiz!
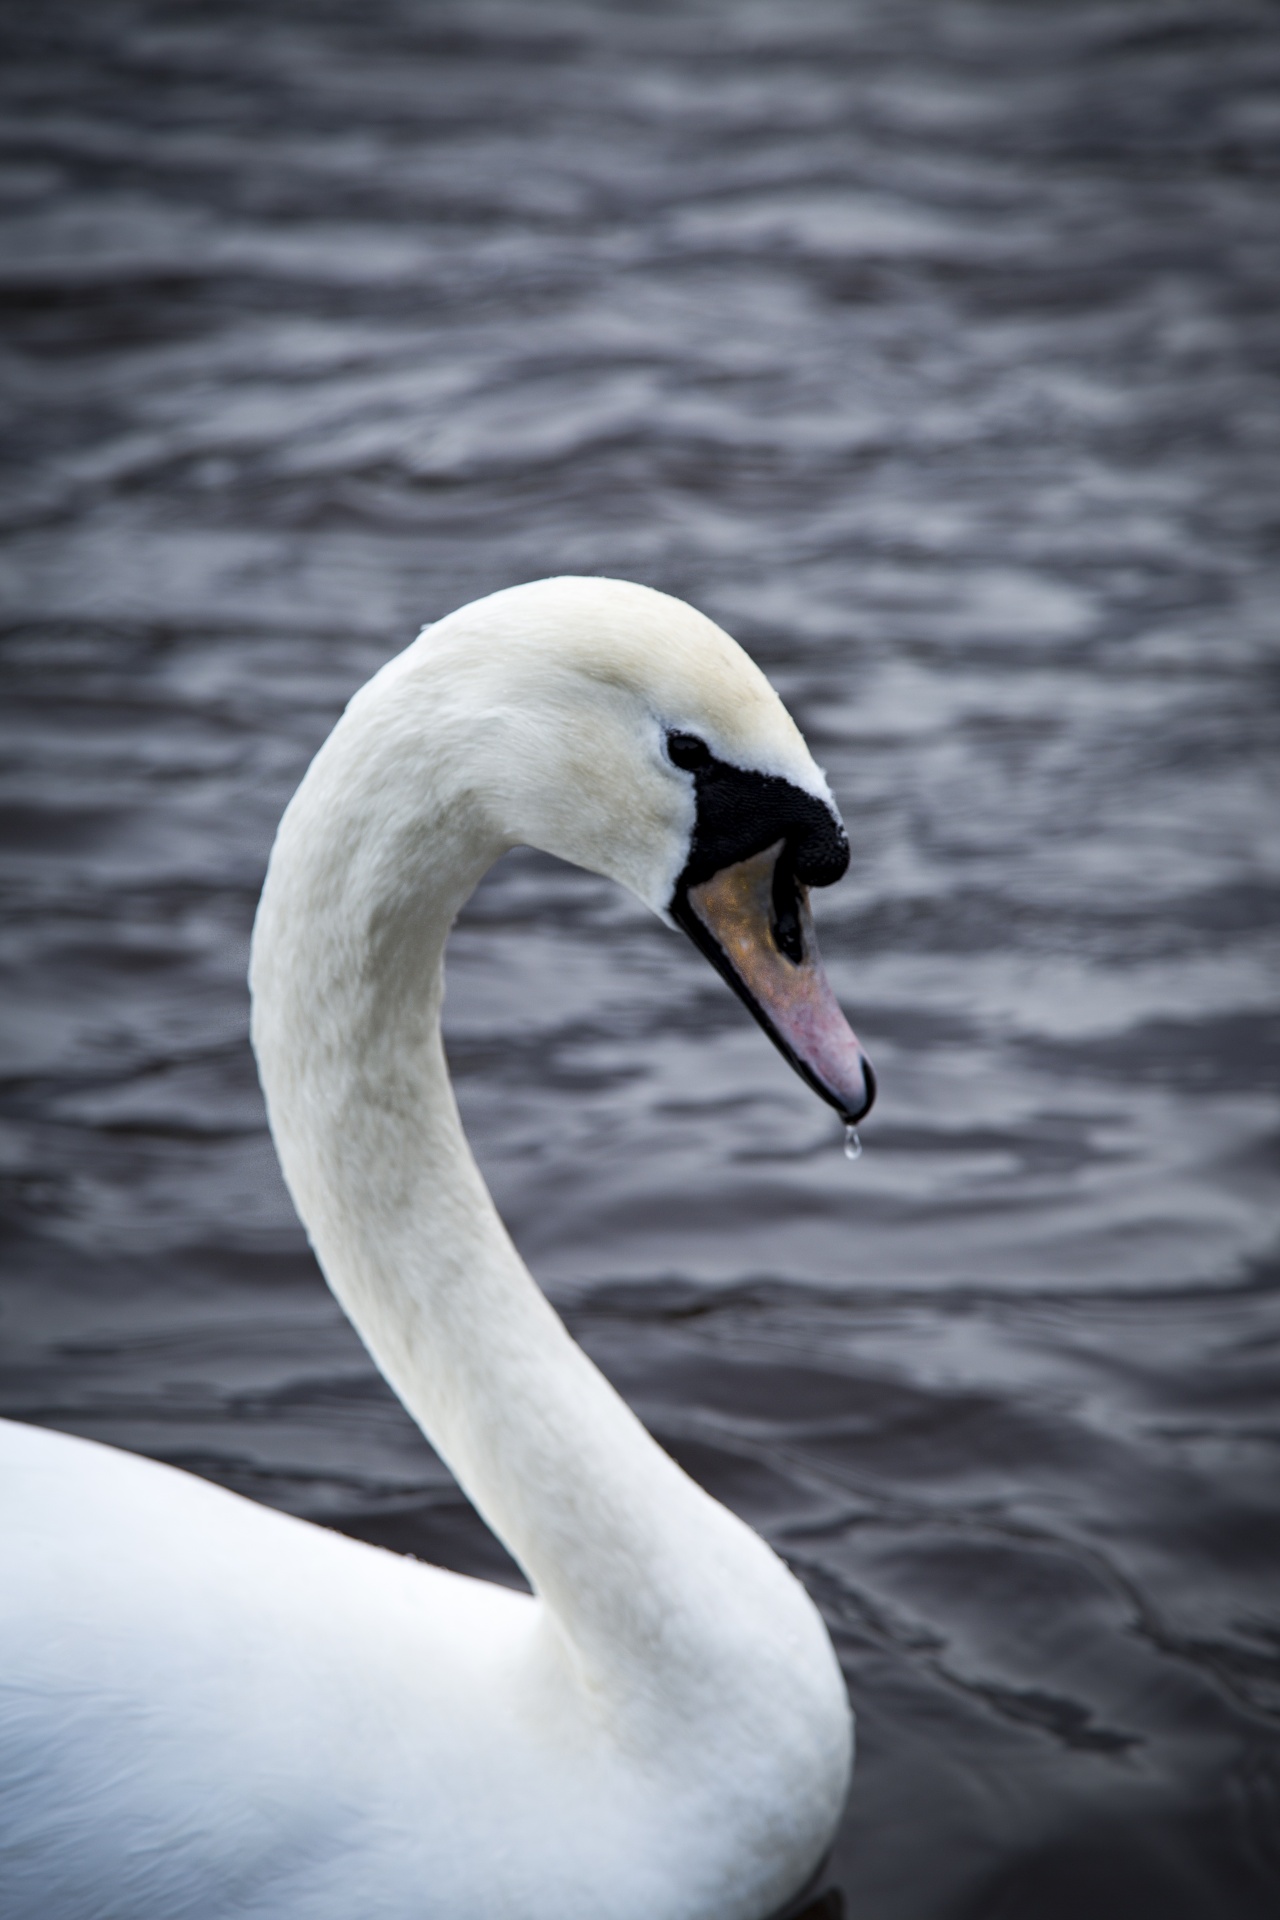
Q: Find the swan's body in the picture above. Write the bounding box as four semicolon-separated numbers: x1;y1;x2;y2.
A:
1;579;872;1920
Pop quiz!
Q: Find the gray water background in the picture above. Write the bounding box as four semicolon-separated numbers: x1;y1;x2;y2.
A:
1;2;1278;1914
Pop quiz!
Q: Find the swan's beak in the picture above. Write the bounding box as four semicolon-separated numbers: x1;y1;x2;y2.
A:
672;840;876;1126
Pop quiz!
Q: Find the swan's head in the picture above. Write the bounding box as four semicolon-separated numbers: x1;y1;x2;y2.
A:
377;576;874;1125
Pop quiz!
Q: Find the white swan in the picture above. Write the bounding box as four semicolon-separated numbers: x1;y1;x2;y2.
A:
1;577;875;1920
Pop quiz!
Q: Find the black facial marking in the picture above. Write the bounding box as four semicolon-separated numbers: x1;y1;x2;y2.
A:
667;735;850;896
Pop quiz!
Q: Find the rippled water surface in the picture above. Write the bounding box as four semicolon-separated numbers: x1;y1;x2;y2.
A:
2;2;1279;1914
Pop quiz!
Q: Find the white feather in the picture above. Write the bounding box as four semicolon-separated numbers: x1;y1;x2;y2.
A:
1;578;852;1920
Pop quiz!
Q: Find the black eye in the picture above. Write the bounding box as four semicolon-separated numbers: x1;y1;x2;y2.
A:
667;731;711;772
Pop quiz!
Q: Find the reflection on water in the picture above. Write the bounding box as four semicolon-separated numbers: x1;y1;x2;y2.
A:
782;1883;844;1920
1;2;1278;1915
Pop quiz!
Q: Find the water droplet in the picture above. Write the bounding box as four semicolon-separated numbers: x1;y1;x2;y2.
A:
843;1125;862;1162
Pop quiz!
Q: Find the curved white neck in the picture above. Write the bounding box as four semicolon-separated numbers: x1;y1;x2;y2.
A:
248;648;765;1694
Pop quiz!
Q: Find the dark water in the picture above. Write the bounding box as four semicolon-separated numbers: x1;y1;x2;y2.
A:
2;2;1279;1913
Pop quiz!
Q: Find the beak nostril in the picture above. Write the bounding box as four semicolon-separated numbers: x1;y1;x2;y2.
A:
771;853;805;963
771;899;804;963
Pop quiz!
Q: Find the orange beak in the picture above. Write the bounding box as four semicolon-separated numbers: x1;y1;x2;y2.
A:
675;839;875;1126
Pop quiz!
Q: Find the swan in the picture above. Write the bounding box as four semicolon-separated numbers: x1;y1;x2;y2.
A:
1;577;875;1920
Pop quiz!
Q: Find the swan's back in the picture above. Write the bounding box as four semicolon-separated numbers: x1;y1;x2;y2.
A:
1;1419;544;1920
2;1418;836;1920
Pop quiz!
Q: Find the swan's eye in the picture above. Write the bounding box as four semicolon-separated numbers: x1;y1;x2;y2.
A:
667;731;711;772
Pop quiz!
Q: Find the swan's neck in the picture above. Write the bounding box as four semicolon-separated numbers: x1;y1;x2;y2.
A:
249;656;761;1693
